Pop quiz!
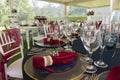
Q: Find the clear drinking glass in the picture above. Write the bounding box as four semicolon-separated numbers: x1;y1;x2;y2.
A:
94;26;108;68
63;26;73;51
81;24;94;63
83;29;98;73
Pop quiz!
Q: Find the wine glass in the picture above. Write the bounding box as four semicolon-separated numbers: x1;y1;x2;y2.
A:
81;24;94;63
83;29;98;73
63;26;74;51
82;30;93;63
94;26;108;68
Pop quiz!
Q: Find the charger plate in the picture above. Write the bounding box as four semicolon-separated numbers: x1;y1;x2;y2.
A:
35;39;67;48
95;71;109;80
24;51;86;80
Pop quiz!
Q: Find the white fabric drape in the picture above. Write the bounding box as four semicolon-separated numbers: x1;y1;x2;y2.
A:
110;0;120;23
111;0;120;12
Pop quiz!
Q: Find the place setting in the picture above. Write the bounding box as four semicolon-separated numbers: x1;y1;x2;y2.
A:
24;48;86;80
35;31;67;48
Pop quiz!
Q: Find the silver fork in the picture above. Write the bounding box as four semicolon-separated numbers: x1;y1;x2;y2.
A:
92;73;97;80
89;73;97;80
84;75;90;80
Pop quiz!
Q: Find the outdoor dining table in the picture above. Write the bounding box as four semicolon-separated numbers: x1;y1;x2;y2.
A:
22;45;86;80
22;37;120;80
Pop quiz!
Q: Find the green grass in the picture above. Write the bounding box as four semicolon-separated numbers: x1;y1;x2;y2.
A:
68;16;87;22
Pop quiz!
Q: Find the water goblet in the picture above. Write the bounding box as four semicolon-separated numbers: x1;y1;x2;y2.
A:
63;27;73;51
94;31;108;68
83;30;98;73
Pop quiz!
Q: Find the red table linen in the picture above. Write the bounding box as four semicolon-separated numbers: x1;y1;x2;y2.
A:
43;38;64;45
106;65;120;80
32;51;78;73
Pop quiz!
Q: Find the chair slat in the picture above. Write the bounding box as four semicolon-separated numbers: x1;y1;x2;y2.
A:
1;40;15;46
7;52;21;60
4;46;20;55
7;34;11;42
0;31;4;44
3;32;7;44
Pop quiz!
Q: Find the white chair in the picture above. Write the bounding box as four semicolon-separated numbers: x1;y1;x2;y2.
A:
32;24;47;42
0;28;23;80
32;24;54;42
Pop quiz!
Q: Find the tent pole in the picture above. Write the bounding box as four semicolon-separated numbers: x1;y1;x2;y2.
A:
64;3;68;24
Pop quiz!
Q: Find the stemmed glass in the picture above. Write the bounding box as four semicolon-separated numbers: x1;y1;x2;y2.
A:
63;26;74;51
111;24;120;57
51;28;64;55
83;28;98;73
94;27;108;68
114;24;120;46
81;24;94;63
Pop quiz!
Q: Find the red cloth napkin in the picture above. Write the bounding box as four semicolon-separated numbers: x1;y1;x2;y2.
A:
43;38;64;45
95;21;99;29
71;33;78;37
95;21;102;29
32;51;78;73
106;65;120;80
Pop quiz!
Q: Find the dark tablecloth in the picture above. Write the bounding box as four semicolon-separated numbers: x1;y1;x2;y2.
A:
22;38;120;80
72;38;120;74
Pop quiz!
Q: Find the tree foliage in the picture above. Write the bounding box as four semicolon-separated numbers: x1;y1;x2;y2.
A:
0;0;10;26
0;0;87;26
14;0;35;25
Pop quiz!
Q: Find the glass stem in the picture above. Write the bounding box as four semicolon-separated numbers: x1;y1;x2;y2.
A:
59;38;62;48
69;41;71;48
89;53;92;65
99;48;104;62
86;50;89;57
117;33;119;43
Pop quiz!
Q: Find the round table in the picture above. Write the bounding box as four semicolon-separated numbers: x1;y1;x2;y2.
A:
22;38;120;80
22;45;86;80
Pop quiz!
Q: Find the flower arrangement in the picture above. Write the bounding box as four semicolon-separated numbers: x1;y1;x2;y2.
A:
87;9;94;16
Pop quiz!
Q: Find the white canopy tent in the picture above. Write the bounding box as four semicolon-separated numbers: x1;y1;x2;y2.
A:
40;0;110;20
8;0;120;23
40;0;110;8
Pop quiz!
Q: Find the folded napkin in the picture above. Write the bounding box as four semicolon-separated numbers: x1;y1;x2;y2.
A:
95;21;102;29
41;61;75;73
32;51;78;73
43;38;51;44
71;33;79;37
106;65;120;80
43;38;64;45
